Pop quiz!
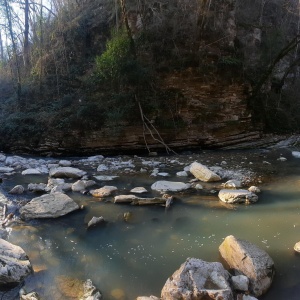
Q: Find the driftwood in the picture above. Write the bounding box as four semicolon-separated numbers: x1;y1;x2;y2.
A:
114;194;174;207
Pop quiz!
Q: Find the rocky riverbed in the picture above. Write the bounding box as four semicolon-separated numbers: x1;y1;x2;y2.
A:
0;146;300;299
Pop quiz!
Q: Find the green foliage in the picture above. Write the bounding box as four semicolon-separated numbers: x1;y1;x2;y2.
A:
95;29;131;85
218;56;242;67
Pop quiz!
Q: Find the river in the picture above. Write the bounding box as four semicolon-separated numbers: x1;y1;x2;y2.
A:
1;148;300;299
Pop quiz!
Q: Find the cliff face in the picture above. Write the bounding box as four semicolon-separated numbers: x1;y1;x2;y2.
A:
2;0;300;155
12;71;260;155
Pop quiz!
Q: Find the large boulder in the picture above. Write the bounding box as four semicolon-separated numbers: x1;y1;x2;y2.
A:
161;258;233;300
219;235;275;297
19;193;79;220
190;162;221;182
151;181;190;192
218;189;258;204
0;238;33;286
49;167;87;179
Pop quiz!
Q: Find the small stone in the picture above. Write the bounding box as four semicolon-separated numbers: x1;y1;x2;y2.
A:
90;186;117;197
59;160;72;167
87;216;105;228
9;185;25;194
130;187;147;194
248;186;261;193
232;275;249;291
294;241;300;253
176;171;188;177
195;184;203;190
22;169;41;175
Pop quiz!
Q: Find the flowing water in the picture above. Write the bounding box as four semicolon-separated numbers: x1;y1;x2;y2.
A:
1;149;300;299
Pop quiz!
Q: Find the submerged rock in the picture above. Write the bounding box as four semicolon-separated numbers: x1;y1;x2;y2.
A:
0;238;33;286
49;167;87;179
87;216;105;228
80;279;102;300
94;175;119;181
219;235;275;297
218;189;258;204
20;291;40;300
19;193;79;220
137;296;160;300
161;257;232;300
190;162;221;182
151;181;190;192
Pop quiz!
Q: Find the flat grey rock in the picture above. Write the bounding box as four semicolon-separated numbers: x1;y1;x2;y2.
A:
20;193;79;220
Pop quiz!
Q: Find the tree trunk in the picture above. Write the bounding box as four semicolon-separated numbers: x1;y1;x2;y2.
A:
23;0;30;68
3;0;22;104
0;30;4;61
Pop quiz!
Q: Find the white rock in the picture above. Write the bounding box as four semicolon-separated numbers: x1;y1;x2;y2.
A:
219;235;275;297
190;162;221;182
183;165;191;172
130;187;148;194
20;292;40;300
137;297;160;300
231;275;249;291
248;186;261;193
21;168;41;175
151;181;190;192
49;167;87;178
79;279;102;300
222;179;242;189
0;154;6;162
90;186;117;197
294;241;300;253
161;258;232;300
28;183;48;192
277;157;287;161
97;164;108;172
195;184;203;190
0;238;33;286
94;175;119;181
48;163;59;169
176;171;188;177
72;180;96;192
20;193;79;220
157;172;169;177
9;185;25;194
0;167;14;173
292;151;300;158
59;160;72;167
218;189;258;204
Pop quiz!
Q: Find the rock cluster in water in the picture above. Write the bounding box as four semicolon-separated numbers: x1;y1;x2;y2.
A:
0;149;294;299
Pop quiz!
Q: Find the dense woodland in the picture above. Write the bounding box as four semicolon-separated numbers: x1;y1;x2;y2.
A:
0;0;300;150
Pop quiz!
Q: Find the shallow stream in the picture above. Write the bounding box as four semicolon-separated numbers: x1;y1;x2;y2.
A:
1;148;300;299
